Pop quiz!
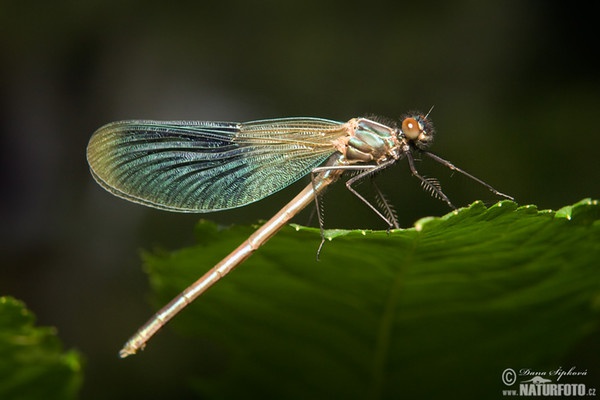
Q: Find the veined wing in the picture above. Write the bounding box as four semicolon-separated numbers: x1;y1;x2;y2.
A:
86;118;345;212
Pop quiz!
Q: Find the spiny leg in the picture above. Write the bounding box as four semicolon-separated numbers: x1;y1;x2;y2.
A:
371;179;400;230
344;159;399;229
405;151;456;209
313;191;327;260
424;152;514;200
310;164;380;258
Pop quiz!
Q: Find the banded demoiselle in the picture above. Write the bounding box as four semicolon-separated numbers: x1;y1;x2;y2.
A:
86;112;512;357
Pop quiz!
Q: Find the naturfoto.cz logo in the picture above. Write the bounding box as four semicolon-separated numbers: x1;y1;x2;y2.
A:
501;367;596;397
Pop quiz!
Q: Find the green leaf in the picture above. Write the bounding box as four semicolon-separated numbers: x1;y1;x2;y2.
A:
0;297;83;400
143;199;600;399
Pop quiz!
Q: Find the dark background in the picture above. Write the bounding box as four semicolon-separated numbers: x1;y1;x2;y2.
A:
1;1;598;398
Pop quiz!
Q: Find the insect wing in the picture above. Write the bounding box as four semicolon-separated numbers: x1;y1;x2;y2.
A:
86;118;343;212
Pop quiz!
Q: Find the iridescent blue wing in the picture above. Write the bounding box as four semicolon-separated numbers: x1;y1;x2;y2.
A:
86;118;344;212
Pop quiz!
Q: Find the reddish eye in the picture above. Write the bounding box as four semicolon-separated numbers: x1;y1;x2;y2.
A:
402;117;421;140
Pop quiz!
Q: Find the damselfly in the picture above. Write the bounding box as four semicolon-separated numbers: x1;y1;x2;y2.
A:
86;112;512;357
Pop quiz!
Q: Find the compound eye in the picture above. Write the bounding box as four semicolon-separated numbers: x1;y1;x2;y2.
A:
402;117;422;140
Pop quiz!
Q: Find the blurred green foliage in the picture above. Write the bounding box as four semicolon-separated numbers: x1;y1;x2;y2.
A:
0;297;82;400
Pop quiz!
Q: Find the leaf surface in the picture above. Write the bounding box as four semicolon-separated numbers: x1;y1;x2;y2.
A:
144;199;600;399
